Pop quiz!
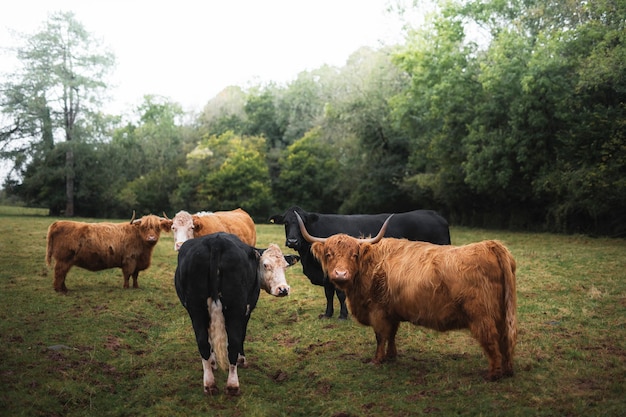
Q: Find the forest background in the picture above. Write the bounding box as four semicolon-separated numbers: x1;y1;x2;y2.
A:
1;0;624;237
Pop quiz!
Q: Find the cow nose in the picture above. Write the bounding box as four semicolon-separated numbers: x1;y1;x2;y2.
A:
277;286;290;297
334;269;348;280
286;239;298;248
175;241;183;251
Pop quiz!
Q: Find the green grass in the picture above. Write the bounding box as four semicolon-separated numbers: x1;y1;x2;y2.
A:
1;206;625;416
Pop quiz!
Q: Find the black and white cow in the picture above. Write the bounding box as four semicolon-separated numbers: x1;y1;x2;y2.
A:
269;206;450;319
174;232;299;395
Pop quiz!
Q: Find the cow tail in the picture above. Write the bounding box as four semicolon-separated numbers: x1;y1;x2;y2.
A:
493;242;517;359
45;225;54;266
208;245;229;371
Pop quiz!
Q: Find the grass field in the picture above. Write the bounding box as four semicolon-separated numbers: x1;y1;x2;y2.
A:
0;206;624;416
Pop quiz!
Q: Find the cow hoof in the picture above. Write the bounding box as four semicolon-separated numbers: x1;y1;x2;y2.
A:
204;385;219;395
225;386;241;396
484;371;503;382
318;313;332;319
338;316;348;320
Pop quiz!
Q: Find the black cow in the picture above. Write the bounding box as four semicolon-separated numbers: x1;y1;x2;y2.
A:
174;232;299;395
269;206;450;319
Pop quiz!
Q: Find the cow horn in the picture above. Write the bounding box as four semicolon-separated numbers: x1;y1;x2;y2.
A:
162;211;170;220
129;210;136;224
356;214;393;244
295;212;327;243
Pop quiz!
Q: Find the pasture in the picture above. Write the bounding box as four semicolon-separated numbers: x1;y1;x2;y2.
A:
0;207;624;416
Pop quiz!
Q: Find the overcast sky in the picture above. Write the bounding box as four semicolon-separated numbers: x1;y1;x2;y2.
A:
0;0;412;115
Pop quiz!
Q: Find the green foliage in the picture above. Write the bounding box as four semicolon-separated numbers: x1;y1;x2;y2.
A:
176;132;273;218
274;128;341;212
2;2;624;235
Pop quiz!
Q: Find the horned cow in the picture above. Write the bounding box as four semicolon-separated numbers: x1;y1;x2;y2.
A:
269;206;451;319
46;213;170;292
297;213;517;381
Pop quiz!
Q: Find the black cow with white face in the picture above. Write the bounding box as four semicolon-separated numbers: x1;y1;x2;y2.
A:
175;232;299;395
269;206;450;320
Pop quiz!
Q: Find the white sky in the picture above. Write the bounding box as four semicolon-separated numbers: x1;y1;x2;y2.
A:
0;0;412;115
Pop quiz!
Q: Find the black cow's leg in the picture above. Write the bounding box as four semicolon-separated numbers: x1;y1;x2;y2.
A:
320;281;335;318
224;315;245;396
336;288;348;320
188;308;218;395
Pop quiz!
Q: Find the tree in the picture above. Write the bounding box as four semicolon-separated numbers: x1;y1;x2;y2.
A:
114;96;190;216
274;128;341;212
0;11;114;216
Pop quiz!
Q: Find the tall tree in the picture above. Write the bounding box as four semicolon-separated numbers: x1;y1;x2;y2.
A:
0;11;114;216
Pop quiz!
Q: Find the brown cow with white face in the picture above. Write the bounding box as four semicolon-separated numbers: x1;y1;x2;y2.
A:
46;213;170;293
165;208;256;250
297;213;517;381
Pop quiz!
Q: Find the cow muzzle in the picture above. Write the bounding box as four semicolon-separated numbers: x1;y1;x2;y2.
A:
330;269;351;285
274;285;290;297
286;238;299;249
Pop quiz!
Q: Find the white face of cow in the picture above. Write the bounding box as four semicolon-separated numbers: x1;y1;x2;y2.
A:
171;211;195;251
258;244;294;297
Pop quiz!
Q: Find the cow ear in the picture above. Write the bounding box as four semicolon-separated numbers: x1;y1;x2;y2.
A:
284;255;300;266
359;243;373;259
161;219;173;231
310;242;324;263
268;214;283;224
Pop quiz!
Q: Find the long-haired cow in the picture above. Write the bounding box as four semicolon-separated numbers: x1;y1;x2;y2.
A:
175;232;299;395
269;206;450;319
46;213;170;292
297;213;517;381
165;208;256;250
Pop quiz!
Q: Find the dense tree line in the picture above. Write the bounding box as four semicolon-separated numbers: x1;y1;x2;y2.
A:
1;1;624;236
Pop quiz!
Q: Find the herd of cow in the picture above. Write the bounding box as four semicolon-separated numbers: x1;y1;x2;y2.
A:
45;206;517;395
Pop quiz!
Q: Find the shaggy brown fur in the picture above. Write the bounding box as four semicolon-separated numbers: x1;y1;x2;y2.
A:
46;215;170;292
310;236;517;380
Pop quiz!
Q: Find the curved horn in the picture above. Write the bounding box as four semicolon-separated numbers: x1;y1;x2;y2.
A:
162;211;170;220
356;214;394;244
295;212;327;243
129;210;136;224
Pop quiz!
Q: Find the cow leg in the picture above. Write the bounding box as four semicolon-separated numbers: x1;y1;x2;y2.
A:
371;313;397;364
336;288;348;320
122;262;138;288
122;267;131;288
53;263;71;293
201;358;219;395
187;308;218;393
469;319;504;381
320;281;335;318
224;314;245;395
226;364;240;396
386;321;400;360
131;271;139;288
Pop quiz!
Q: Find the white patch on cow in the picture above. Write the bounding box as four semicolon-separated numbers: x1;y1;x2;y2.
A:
257;244;291;297
196;211;214;217
226;363;239;391
202;358;216;393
